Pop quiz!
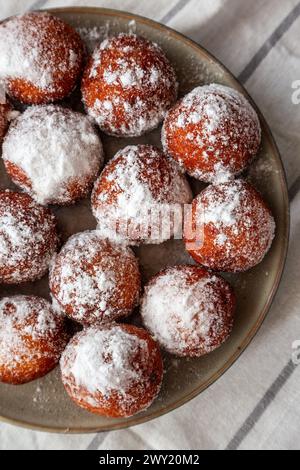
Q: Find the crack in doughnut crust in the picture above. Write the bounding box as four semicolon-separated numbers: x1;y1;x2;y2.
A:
2;105;103;205
0;12;84;104
184;179;275;272
162;84;261;183
0;102;12;143
49;231;141;325
141;265;235;357
0;295;68;385
60;323;163;418
0;191;58;284
82;33;177;137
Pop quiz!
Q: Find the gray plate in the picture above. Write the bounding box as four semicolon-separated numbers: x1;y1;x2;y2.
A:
0;7;289;433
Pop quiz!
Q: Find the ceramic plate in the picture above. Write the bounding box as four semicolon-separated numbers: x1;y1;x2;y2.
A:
0;7;289;433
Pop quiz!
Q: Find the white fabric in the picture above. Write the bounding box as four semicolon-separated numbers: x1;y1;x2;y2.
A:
0;0;299;450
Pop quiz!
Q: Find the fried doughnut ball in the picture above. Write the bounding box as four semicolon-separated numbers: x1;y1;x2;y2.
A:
0;12;84;104
91;145;192;245
0;295;68;384
141;265;235;357
2;105;103;205
162;84;261;183
0;191;58;284
184;179;275;272
49;231;141;325
81;34;177;137
60;323;163;417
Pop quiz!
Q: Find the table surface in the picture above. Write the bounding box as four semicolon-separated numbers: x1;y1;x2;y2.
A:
0;0;299;451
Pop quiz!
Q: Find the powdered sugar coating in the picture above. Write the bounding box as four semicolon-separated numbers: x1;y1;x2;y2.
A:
92;145;192;245
60;323;163;417
0;191;58;284
185;179;276;272
49;230;141;324
2;105;103;205
162;83;261;183
0;12;84;104
82;33;178;137
141;265;235;357
0;295;68;384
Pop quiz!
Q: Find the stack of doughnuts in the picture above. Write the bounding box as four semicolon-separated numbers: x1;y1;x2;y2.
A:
0;12;275;418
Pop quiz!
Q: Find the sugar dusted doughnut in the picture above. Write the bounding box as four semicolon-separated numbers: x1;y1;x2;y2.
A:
0;191;58;284
82;34;177;137
0;12;84;104
49;231;141;325
184;179;275;272
0;295;68;384
60;323;163;417
2;105;103;205
91;144;192;245
162;84;261;182
141;265;235;357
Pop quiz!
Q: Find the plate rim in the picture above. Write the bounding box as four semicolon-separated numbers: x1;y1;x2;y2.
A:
0;6;290;434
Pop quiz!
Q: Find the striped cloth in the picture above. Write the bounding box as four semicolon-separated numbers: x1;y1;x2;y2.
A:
1;0;300;451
